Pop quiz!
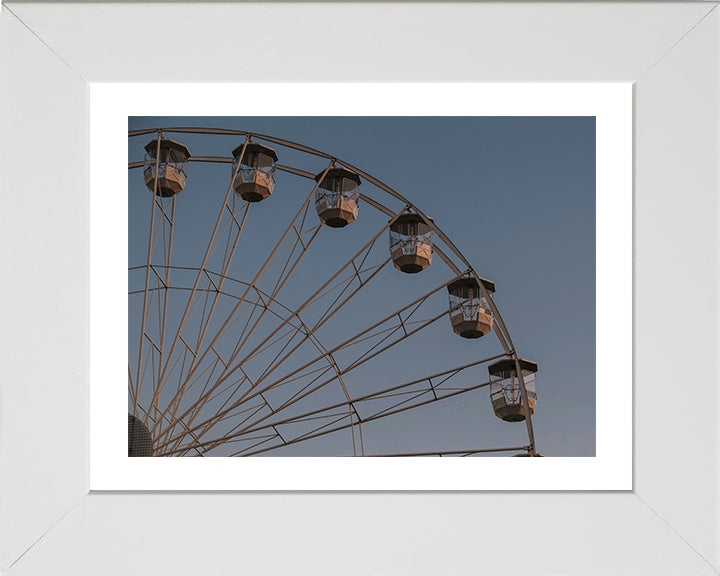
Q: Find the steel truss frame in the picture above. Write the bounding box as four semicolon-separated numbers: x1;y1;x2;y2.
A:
128;127;538;457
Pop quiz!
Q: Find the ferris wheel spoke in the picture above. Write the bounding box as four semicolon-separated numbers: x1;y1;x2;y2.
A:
147;265;479;457
186;372;255;436
187;360;338;455
195;320;302;422
161;304;320;452
243;274;461;408
179;391;280;456
255;354;503;437
155;300;265;444
171;351;253;445
207;197;324;373
343;311;447;374
306;259;388;328
219;220;322;373
135;402;205;457
220;432;282;450
128;362;136;408
169;345;339;451
180;292;261;418
182;215;403;435
175;396;280;456
171;162;333;417
195;411;347;457
196;201;251;337
207;400;338;453
362;388;434;421
212;218;395;400
147;294;217;430
239;413;351;457
226;434;283;457
151;137;250;403
191;393;274;452
154;358;335;454
174;400;271;456
172;353;227;424
146;276;214;425
368;446;529;457
149;344;190;437
155;281;505;456
134;141;162;417
347;187;515;360
156;196;176;392
158;209;245;389
302;216;402;335
172;353;504;458
232;358;503;456
135;275;162;411
143;195;177;371
193;275;215;352
270;223;323;300
166;287;315;438
154;242;254;424
129;127;540;457
160;216;334;438
155;355;224;446
165;281;448;446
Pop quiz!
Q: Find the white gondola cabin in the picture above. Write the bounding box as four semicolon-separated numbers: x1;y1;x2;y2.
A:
447;277;495;338
314;167;360;228
389;214;433;274
143;138;190;197
231;142;278;202
488;358;538;422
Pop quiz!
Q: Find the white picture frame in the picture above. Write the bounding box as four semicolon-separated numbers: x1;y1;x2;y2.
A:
1;2;718;575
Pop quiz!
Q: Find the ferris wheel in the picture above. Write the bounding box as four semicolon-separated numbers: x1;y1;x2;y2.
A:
127;126;541;458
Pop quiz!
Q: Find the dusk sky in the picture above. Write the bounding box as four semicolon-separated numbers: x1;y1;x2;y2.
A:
129;116;595;457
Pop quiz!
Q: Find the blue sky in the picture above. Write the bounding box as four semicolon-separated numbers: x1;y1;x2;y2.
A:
129;116;595;457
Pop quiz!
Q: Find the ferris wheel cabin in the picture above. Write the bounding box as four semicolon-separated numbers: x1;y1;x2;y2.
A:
314;167;361;228
447;277;495;338
389;214;434;274
143;138;190;197
231;142;278;202
488;358;538;422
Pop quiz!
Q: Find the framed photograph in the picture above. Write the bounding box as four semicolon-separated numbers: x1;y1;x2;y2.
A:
2;2;718;575
90;83;630;491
